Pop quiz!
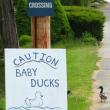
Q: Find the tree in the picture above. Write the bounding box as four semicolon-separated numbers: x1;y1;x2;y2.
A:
0;0;19;48
0;0;4;53
16;0;31;37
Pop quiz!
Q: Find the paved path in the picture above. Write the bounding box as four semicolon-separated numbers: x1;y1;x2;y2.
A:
92;3;110;110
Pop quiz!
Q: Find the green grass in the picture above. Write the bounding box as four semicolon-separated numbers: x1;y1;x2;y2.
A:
53;40;98;110
0;40;98;110
0;98;5;110
0;57;5;110
0;58;5;98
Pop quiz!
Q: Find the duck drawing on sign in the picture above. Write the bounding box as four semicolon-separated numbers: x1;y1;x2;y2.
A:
25;91;43;107
8;91;63;110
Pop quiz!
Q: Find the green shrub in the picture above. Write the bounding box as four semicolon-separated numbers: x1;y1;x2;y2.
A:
61;0;92;6
0;50;4;58
0;59;5;98
65;6;97;12
51;0;74;43
0;98;5;110
65;6;105;41
19;35;32;46
81;32;97;45
16;0;31;37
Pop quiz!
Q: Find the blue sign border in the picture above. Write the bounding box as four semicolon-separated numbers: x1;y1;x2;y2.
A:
28;0;54;16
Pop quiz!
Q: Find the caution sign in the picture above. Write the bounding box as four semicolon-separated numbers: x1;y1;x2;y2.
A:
5;49;67;110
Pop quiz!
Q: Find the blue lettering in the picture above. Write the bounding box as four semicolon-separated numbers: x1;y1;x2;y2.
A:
31;79;36;87
44;79;49;87
51;58;59;66
40;53;46;61
24;53;31;60
50;79;54;87
33;52;39;59
16;68;37;77
46;56;52;63
30;79;60;88
16;69;21;77
55;79;59;87
13;58;20;66
37;79;43;87
32;68;37;76
19;56;25;64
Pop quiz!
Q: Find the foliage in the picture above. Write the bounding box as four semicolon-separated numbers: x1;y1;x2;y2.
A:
81;32;97;45
13;0;19;7
65;6;105;41
19;35;32;46
91;0;105;3
61;0;92;6
16;0;31;37
0;50;3;57
65;6;97;12
0;59;5;98
51;0;74;43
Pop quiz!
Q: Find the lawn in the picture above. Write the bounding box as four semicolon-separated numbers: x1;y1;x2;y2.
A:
53;40;98;110
67;46;97;110
0;40;98;110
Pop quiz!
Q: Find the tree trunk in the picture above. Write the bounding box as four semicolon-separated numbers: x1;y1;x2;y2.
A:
0;0;19;48
0;0;4;56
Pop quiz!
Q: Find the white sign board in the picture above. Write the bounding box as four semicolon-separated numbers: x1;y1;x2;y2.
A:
5;49;67;110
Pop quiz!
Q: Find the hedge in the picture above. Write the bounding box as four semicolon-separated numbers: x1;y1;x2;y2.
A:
19;35;32;46
61;0;92;6
64;6;99;12
0;59;5;98
51;0;74;43
16;0;31;37
65;6;105;41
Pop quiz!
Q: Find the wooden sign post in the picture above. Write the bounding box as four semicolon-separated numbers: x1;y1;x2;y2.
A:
31;16;50;48
28;0;53;48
